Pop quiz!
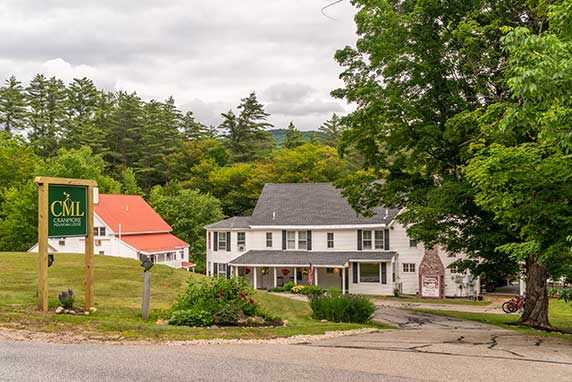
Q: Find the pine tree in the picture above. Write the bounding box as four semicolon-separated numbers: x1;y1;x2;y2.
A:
220;92;274;162
284;121;305;148
181;111;213;140
0;76;27;134
26;74;65;157
318;113;342;146
62;77;105;150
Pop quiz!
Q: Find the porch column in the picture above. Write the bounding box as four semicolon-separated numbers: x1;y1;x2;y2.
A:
253;267;258;289
235;266;239;277
314;267;319;286
342;267;346;294
294;267;297;284
273;267;277;288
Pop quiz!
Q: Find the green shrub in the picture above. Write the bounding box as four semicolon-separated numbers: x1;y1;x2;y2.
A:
300;285;323;297
169;309;214;327
309;294;376;324
169;276;278;327
283;281;295;291
291;285;305;294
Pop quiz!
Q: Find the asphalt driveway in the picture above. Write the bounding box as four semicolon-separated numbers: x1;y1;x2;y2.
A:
1;307;571;382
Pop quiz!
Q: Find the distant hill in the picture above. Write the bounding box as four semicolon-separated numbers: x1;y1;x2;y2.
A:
269;129;326;146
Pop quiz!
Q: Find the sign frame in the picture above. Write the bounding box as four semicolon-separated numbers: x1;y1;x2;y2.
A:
34;176;97;312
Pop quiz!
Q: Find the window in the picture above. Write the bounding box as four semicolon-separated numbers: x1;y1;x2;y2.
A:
93;227;99;236
409;239;418;248
216;263;227;276
403;263;416;273
98;251;104;255
218;232;227;250
95;240;102;247
362;231;372;250
374;230;384;249
100;227;106;236
298;231;307;250
287;231;296;249
237;232;246;251
327;232;334;248
58;239;65;246
167;253;173;261
359;263;380;283
266;232;273;247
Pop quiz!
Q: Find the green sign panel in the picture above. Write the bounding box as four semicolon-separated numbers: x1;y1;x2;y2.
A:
48;184;88;238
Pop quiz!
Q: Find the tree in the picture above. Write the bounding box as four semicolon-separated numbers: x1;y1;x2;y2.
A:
0;76;27;134
149;184;224;272
0;181;38;251
121;168;143;196
318;113;342;146
465;8;572;327
220;92;274;162
284;121;305;149
0;133;39;189
181;111;214;140
333;1;538;303
26;74;66;157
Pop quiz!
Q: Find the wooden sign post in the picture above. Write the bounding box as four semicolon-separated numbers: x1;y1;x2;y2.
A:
34;177;97;312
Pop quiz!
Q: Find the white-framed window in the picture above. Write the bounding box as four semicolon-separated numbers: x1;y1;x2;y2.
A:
266;232;273;247
409;239;418;248
58;239;65;246
237;232;246;251
359;263;380;283
287;231;296;249
93;227;106;237
362;231;372;250
374;230;384;249
403;263;416;273
218;232;227;250
327;232;334;248
98;251;104;255
298;231;307;250
216;263;227;276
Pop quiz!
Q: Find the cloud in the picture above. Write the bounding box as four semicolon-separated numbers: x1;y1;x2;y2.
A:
0;0;357;131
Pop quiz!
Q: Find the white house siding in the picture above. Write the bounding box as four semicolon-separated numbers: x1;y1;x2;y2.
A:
206;225;478;297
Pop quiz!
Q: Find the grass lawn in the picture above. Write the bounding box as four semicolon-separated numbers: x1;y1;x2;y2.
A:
376;296;491;306
0;252;384;340
411;299;572;340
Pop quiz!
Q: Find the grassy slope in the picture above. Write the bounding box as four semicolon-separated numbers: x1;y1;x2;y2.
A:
411;300;572;340
0;253;376;340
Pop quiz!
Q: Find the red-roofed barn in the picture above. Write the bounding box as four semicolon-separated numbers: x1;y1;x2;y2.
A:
29;192;190;269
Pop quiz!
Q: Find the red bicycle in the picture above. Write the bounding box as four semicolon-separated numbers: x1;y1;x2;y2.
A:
502;295;526;313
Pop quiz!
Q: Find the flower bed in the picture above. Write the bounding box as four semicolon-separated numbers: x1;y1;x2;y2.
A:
169;276;282;327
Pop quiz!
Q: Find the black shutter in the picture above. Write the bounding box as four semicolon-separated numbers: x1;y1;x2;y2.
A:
282;230;287;250
381;263;387;284
352;263;358;283
307;230;312;251
226;232;231;252
357;230;362;250
384;229;390;250
226;265;231;278
213;232;218;251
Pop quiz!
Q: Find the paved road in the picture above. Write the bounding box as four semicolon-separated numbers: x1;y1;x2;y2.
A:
1;307;571;382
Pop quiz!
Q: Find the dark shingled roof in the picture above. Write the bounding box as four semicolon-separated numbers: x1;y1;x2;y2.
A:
248;183;399;226
205;216;251;229
229;250;396;266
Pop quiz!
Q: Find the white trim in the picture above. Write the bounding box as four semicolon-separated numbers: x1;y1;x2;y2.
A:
231;263;346;268
118;230;171;235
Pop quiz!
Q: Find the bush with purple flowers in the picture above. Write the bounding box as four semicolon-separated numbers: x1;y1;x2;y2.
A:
58;289;75;308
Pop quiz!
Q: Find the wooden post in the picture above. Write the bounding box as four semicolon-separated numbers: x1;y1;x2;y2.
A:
37;182;49;312
85;184;94;309
142;271;151;320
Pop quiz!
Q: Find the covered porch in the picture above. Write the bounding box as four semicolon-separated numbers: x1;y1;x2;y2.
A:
229;250;396;294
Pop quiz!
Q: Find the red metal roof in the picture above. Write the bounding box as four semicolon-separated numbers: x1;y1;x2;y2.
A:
121;233;189;253
94;194;172;234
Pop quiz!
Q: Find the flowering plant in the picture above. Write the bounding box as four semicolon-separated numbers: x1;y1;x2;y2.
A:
261;267;269;275
58;289;75;308
281;268;290;276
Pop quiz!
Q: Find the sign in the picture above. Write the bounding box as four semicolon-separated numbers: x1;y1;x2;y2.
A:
421;275;440;297
48;184;87;238
181;261;195;267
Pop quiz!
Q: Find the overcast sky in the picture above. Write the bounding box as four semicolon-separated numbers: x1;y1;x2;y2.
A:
0;0;357;131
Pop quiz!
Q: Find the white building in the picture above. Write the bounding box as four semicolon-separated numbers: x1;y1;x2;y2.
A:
30;193;190;269
206;183;479;297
